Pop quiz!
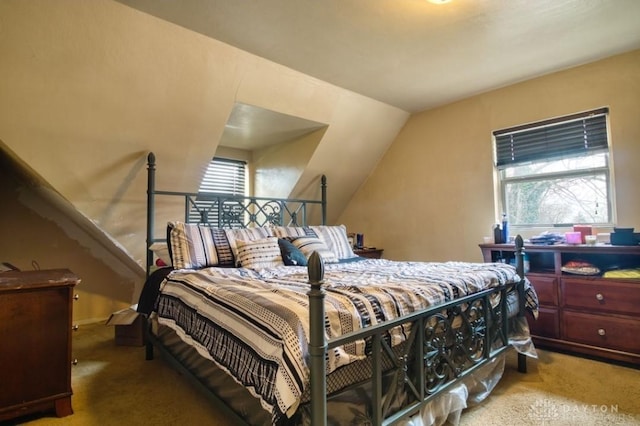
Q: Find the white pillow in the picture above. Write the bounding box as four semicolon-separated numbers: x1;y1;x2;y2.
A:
290;237;339;264
272;226;315;238
149;242;170;265
168;222;235;269
310;225;357;260
225;227;274;265
235;237;284;269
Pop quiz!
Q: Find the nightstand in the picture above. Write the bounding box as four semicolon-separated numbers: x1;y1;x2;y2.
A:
354;248;384;259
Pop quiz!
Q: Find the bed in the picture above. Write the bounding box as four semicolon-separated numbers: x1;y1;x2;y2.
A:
139;152;538;425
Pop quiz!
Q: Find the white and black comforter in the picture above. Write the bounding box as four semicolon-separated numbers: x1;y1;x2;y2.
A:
154;259;537;422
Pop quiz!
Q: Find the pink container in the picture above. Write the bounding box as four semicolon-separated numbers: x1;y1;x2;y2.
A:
565;231;582;244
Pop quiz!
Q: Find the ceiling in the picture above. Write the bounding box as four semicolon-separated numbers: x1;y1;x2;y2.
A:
118;0;640;113
221;103;327;150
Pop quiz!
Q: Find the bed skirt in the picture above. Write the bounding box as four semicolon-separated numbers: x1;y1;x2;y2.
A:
150;318;532;425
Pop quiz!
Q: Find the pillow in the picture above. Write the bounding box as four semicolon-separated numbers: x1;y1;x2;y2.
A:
310;225;357;260
272;226;317;239
168;222;235;269
225;227;274;265
149;242;171;266
291;236;339;264
278;238;308;266
235;237;283;269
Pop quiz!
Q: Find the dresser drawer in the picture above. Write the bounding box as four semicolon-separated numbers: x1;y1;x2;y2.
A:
563;311;640;354
561;277;640;315
528;306;559;339
527;274;558;306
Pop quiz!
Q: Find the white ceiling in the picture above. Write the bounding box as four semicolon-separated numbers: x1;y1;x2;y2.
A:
118;0;640;113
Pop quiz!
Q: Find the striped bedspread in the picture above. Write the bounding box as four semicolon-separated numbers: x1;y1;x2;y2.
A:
154;259;536;422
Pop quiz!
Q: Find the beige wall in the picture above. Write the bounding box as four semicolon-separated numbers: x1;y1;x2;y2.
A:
0;0;407;321
0;148;137;323
2;0;638;322
0;0;407;261
339;49;640;263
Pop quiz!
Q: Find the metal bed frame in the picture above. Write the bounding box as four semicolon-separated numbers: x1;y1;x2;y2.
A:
143;152;528;425
145;152;326;278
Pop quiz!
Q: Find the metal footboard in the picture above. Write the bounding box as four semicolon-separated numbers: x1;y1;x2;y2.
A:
308;236;527;425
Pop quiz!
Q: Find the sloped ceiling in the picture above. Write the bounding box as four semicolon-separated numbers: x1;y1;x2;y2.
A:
117;0;640;113
221;102;326;151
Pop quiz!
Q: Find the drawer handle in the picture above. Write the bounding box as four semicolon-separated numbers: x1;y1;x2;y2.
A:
595;293;604;301
72;324;79;331
597;328;606;336
72;358;78;366
74;294;80;301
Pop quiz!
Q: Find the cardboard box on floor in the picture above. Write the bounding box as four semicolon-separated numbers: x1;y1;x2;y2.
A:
106;305;144;346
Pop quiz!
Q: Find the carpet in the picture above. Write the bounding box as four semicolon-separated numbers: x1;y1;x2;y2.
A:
8;322;640;426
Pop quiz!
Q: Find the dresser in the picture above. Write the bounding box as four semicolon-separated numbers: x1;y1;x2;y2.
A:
0;269;80;422
479;243;640;365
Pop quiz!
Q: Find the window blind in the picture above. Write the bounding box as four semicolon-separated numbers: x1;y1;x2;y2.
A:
494;107;609;168
199;157;246;195
190;157;246;225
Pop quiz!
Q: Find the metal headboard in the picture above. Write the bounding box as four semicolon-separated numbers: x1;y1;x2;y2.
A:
145;152;327;277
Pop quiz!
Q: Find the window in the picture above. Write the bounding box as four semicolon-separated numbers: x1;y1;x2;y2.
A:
189;157;247;226
494;108;612;227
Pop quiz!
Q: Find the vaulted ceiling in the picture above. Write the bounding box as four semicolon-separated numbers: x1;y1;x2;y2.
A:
118;0;640;113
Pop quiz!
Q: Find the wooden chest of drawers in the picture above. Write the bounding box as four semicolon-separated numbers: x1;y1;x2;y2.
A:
0;269;80;422
480;243;640;365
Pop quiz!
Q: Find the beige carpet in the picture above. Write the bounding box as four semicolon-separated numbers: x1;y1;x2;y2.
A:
10;322;640;426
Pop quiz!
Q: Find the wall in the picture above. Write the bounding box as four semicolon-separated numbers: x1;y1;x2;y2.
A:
0;0;408;321
0;147;138;323
339;50;640;263
0;0;407;264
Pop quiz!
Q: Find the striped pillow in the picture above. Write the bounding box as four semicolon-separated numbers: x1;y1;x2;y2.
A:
272;226;317;239
236;237;283;269
291;237;338;264
168;222;235;269
310;225;357;260
225;227;274;266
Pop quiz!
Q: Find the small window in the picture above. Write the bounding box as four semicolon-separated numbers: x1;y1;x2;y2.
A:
494;108;612;227
189;157;247;226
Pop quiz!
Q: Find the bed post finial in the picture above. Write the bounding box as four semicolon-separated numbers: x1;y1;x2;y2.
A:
307;251;327;425
321;175;327;226
514;235;524;278
514;234;528;373
146;152;156;278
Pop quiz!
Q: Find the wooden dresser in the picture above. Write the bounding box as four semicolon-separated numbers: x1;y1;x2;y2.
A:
480;243;640;365
0;269;80;422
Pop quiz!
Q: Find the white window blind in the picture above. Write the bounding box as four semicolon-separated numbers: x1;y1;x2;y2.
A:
190;158;247;225
198;157;246;195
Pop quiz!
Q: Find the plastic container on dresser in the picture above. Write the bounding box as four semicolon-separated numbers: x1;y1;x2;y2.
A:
0;269;80;422
479;243;640;366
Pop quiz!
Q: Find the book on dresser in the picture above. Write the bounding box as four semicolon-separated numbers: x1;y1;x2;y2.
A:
479;242;640;366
